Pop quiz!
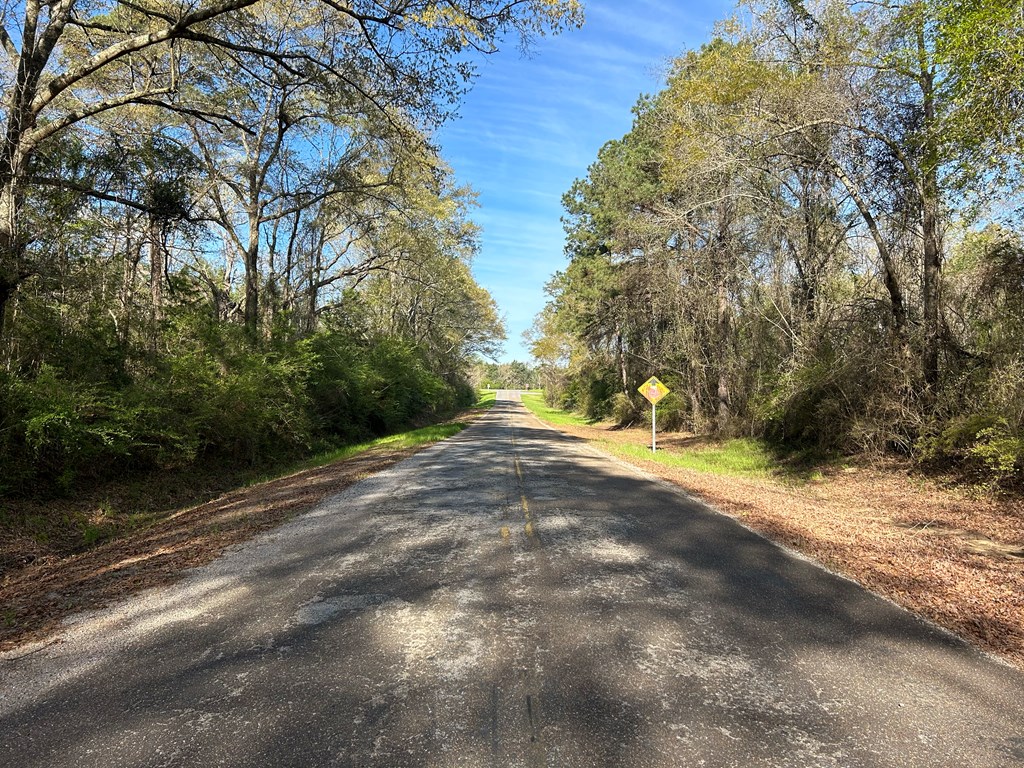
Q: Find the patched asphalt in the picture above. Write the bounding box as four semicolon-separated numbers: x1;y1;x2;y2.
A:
1;391;1022;766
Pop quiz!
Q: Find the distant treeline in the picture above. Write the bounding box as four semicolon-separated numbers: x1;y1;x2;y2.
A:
470;361;540;391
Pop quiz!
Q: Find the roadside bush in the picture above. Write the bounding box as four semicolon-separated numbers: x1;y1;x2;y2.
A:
969;424;1024;482
0;302;476;499
654;394;688;432
918;360;1024;486
919;413;1024;483
610;392;640;426
8;366;166;492
153;314;315;465
560;360;617;421
751;317;922;454
303;331;376;444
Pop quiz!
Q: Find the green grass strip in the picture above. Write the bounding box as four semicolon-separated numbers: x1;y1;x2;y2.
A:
520;393;597;427
603;439;775;480
522;394;776;481
301;423;468;470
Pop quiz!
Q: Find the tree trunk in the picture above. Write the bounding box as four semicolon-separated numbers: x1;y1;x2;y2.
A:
827;156;908;333
688;356;705;433
305;246;320;335
716;273;731;434
921;165;941;394
797;175;819;321
0;273;15;339
283;210;300;319
0;180;27;339
715;201;733;435
919;33;942;396
243;216;260;336
120;225;142;347
615;326;628;393
149;215;164;328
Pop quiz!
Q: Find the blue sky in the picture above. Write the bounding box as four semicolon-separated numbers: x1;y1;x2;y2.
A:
436;0;735;363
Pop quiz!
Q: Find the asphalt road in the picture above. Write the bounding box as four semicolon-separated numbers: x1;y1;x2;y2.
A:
1;391;1022;767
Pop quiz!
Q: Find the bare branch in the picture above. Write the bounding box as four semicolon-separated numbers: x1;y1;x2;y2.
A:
0;24;19;62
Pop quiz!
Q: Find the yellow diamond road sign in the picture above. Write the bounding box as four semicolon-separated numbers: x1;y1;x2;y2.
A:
639;376;670;405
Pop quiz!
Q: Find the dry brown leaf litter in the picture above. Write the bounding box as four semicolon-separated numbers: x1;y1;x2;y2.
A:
0;444;431;652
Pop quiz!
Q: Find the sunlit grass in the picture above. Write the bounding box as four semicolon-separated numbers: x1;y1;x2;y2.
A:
301;423;467;470
475;390;496;408
521;394;777;480
520;392;597;427
605;439;775;480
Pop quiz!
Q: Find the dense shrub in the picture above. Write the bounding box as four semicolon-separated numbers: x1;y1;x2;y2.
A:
610;392;640;426
0;315;473;498
918;359;1024;485
653;394;688;432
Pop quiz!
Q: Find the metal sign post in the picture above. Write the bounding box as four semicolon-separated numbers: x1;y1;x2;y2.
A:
638;376;670;453
652;400;657;453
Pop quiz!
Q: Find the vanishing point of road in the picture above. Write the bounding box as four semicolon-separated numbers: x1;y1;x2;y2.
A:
1;391;1022;767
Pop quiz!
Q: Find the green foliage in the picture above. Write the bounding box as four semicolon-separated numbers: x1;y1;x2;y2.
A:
921;416;1024;482
933;0;1024;181
969;426;1024;482
751;329;920;455
0;0;554;506
920;414;1024;486
559;360;618;420
652;395;688;433
610;392;640;426
471;360;538;390
524;0;1024;493
0;307;475;498
15;366;154;490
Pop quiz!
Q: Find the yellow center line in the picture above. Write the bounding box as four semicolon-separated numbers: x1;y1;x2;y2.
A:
504;407;538;542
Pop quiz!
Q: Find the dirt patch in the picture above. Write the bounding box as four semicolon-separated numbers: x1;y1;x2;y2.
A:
550;420;1024;670
0;422;478;652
